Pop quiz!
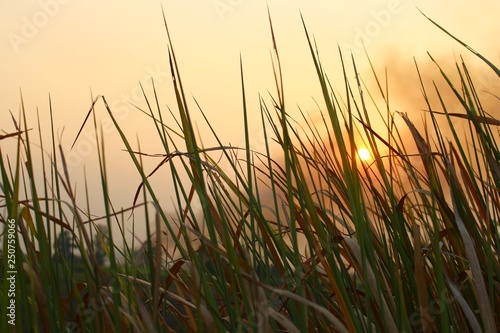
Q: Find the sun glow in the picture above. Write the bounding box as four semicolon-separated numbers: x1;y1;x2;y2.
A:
357;148;371;161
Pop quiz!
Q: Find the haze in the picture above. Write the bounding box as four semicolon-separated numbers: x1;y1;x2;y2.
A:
1;0;498;244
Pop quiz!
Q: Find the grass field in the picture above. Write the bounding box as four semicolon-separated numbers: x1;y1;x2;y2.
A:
1;12;499;332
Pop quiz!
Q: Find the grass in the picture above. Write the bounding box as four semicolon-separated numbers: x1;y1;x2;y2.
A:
1;11;499;332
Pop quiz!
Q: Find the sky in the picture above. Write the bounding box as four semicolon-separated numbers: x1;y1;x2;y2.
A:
1;0;499;245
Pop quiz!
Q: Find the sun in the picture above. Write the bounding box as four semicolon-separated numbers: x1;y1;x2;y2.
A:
357;148;371;161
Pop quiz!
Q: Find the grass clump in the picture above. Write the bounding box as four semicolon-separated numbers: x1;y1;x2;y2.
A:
1;11;499;333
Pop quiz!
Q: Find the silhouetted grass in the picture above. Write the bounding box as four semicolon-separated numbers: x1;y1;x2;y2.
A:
1;11;499;333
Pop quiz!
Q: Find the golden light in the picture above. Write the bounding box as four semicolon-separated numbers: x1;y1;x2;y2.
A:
357;148;371;161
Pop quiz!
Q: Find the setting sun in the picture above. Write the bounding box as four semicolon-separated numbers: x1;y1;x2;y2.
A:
358;148;371;161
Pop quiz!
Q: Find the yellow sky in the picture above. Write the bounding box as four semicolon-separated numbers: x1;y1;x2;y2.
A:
1;0;498;243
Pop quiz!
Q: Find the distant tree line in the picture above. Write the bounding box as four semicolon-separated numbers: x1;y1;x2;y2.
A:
53;225;108;269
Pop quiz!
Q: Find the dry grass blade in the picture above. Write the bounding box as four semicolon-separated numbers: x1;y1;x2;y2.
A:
413;224;436;333
129;147;232;209
117;272;196;308
18;201;71;230
398;112;431;157
153;208;162;325
426;110;500;126
353;113;406;162
452;145;489;217
0;129;31;140
343;237;398;333
17;213;50;331
485;148;500;182
245;274;350;333
262;306;301;333
71;96;100;149
442;265;483;332
447;161;497;333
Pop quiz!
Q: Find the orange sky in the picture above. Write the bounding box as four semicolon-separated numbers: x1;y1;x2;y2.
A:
1;0;498;244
